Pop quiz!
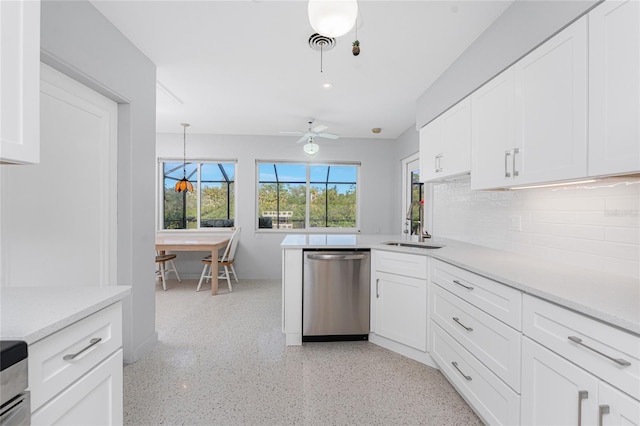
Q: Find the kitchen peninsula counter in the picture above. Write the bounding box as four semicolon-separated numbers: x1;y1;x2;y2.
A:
282;234;640;336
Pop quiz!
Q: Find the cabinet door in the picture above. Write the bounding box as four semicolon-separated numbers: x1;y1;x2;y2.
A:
0;0;40;164
470;68;516;190
419;118;442;182
521;337;598;426
375;271;427;351
514;16;588;186
589;0;640;177
440;97;471;178
31;349;123;426
598;381;640;426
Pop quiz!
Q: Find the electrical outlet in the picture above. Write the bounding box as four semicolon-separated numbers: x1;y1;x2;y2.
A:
508;215;522;231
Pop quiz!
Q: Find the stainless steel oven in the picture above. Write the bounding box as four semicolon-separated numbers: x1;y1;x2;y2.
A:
0;341;30;426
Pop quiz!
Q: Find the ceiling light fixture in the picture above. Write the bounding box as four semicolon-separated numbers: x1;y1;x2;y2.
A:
304;138;320;156
322;82;333;89
175;123;194;193
308;0;358;38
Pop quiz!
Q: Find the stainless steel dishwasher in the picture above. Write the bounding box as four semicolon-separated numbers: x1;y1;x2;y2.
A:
303;249;370;341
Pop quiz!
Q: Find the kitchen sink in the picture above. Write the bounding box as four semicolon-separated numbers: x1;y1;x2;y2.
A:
381;241;443;249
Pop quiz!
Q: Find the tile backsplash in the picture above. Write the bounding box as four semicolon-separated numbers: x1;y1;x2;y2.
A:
433;175;640;279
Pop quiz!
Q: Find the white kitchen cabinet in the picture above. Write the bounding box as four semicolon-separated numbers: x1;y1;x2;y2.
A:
31;350;123;426
521;337;599;426
282;249;303;346
470;67;516;190
419;97;471;182
0;0;40;164
598;381;640;426
372;250;427;352
28;302;124;425
588;0;640;177
375;271;427;351
471;16;588;189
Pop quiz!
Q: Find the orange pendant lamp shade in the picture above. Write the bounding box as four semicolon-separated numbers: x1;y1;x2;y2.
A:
175;123;194;193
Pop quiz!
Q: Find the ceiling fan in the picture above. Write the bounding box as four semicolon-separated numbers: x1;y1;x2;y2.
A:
280;120;340;144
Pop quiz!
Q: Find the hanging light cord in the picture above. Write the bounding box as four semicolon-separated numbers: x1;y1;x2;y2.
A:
182;124;187;178
320;41;324;73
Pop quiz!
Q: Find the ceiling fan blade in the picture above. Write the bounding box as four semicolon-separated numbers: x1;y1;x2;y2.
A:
316;132;339;140
296;135;309;144
311;124;328;133
280;131;304;136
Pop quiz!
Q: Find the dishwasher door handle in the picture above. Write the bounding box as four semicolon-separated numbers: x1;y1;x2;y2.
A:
307;254;368;261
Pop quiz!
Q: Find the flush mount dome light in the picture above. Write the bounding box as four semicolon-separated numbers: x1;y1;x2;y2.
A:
304;140;320;156
308;0;358;38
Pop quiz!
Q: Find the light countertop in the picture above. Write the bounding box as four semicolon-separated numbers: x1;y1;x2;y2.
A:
0;286;131;344
281;234;640;335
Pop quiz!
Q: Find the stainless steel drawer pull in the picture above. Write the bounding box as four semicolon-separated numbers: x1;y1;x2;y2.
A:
435;154;443;173
504;150;512;177
568;336;631;366
577;390;588;426
451;361;472;381
452;317;473;332
308;254;367;260
512;148;520;177
376;278;380;299
598;405;610;426
452;280;473;291
63;337;102;361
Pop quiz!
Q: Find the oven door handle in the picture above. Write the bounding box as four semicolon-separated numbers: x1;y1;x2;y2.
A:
0;391;30;425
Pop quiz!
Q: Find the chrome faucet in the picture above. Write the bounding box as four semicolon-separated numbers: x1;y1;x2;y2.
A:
405;200;432;242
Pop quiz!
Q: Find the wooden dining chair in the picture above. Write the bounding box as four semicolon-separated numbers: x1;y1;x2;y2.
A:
155;252;181;291
196;227;241;292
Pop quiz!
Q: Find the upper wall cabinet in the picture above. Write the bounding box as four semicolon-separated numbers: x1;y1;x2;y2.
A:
0;0;40;164
471;15;588;190
419;97;471;182
588;0;640;177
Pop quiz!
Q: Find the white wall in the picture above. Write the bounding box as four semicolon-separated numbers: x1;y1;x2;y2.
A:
40;0;157;364
433;175;640;279
156;132;397;279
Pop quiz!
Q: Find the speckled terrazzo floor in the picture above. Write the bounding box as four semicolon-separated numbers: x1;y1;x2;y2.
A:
123;278;483;426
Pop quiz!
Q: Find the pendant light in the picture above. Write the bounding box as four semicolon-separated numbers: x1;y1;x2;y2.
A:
175;123;194;193
308;0;358;38
304;138;320;156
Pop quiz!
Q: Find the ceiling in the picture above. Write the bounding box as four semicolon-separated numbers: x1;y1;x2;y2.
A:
91;1;513;139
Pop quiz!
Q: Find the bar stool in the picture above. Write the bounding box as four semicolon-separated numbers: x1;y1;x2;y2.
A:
155;252;181;291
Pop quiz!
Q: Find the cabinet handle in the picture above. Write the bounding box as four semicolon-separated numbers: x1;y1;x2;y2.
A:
452;317;473;332
598;405;610;426
63;337;102;361
451;361;472;381
452;280;474;291
577;390;588;426
376;278;380;299
568;336;631;366
435;154;443;173
512;148;519;177
504;150;512;177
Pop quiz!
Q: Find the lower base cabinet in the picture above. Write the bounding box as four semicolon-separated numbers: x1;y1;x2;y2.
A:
374;271;427;351
31;350;123;425
431;322;521;425
521;337;640;426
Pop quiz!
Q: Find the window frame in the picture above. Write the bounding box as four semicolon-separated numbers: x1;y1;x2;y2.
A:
255;160;361;233
157;158;238;232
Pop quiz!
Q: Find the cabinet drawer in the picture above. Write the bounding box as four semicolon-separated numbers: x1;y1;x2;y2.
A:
431;259;522;330
31;349;123;426
375;250;427;279
431;322;520;426
431;283;521;392
523;295;640;400
29;302;123;411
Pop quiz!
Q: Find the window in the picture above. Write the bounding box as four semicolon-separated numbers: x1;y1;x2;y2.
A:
257;162;358;230
160;161;236;229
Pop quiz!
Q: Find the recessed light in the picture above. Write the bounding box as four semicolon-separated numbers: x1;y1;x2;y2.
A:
322;82;333;89
372;128;382;134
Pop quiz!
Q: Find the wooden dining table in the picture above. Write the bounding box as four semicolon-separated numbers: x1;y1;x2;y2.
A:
155;233;231;295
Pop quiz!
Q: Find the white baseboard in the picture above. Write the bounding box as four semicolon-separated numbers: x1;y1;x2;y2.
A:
369;333;438;369
126;331;158;364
